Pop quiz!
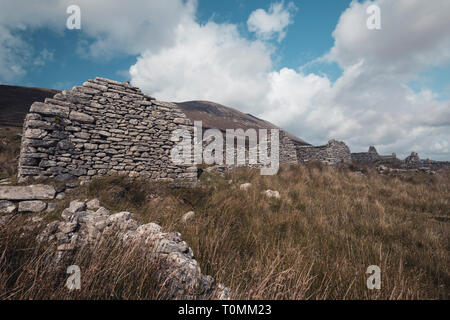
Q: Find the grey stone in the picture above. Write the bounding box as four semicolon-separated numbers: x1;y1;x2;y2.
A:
0;200;17;214
69;111;95;124
263;190;280;199
181;211;195;223
86;199;100;210
29;102;69;118
67;200;86;214
18;200;47;213
0;185;56;201
55;173;74;182
46;203;57;212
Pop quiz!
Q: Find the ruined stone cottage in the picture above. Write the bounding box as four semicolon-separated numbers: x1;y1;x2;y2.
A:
17;77;353;183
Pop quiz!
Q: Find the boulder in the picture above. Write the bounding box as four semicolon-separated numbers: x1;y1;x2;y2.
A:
86;199;100;210
181;211;195;223
0;185;56;201
239;183;252;191
263;190;280;199
67;200;86;213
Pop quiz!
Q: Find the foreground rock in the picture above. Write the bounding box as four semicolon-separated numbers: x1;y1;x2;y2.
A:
239;183;252;191
181;211;195;223
0;184;56;200
263;190;281;199
18;200;47;213
0;200;17;214
38;200;231;300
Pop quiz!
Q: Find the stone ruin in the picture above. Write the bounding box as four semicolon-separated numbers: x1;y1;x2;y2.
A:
296;139;351;165
351;146;400;165
18;77;197;184
17;77;354;183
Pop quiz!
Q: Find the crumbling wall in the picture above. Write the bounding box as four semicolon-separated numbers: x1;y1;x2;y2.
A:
351;146;400;164
296;139;351;164
18;77;197;184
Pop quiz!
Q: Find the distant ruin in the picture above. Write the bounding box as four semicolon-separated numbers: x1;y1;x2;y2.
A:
351;146;400;164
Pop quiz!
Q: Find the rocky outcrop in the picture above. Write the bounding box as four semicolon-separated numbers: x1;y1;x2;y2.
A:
38;199;231;300
18;77;197;185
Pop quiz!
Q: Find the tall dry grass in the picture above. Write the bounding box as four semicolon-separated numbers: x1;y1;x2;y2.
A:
1;163;449;299
0;127;21;180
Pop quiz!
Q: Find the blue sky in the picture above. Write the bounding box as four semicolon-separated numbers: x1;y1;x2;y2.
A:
8;0;353;89
0;0;449;159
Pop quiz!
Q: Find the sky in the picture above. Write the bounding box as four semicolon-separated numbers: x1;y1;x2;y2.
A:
0;0;449;160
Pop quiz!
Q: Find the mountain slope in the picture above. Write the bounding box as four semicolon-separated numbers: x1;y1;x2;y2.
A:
175;100;309;145
0;85;59;127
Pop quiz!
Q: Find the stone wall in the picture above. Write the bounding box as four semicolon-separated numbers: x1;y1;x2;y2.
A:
296;139;351;164
351;146;400;165
18;77;197;184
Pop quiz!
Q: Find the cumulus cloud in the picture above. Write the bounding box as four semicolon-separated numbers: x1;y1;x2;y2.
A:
247;1;297;42
0;0;196;81
130;19;272;108
130;0;450;160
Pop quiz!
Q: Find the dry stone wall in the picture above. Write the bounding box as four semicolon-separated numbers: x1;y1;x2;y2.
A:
351;146;400;165
18;77;197;184
296;139;351;164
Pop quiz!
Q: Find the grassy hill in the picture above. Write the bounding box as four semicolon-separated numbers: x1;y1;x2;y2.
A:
0;85;59;127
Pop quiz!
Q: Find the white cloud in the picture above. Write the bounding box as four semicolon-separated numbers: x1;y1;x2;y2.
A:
130;0;450;160
247;1;297;42
0;0;196;80
130;19;272;108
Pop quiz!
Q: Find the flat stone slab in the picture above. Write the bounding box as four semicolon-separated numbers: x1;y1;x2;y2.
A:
18;200;47;213
0;185;56;200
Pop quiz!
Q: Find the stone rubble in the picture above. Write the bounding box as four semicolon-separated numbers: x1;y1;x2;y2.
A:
37;199;231;300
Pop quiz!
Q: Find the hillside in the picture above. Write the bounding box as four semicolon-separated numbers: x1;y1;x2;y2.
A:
175;100;309;145
0;85;59;127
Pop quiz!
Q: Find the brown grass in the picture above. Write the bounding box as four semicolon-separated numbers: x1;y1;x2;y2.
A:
0;162;449;300
0;127;21;180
